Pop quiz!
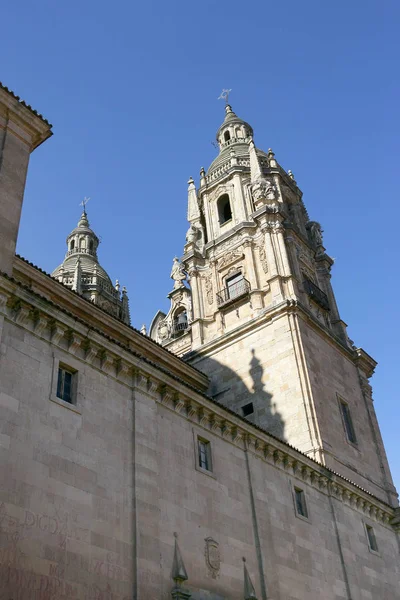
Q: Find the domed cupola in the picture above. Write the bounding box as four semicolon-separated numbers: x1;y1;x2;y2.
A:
52;208;131;325
216;104;253;150
206;103;270;180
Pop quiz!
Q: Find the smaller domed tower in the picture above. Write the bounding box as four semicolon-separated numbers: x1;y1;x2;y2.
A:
52;208;130;325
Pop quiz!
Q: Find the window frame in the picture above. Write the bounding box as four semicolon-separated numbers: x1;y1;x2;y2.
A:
338;396;358;446
50;354;81;414
292;485;310;522
364;522;379;555
57;366;75;404
193;430;215;478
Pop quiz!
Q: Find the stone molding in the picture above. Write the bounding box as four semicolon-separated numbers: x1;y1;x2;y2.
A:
0;277;396;528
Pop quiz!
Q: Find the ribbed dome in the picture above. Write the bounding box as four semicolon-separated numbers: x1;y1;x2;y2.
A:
50;207;131;325
207;143;269;175
51;210;108;280
52;254;112;287
207;104;263;176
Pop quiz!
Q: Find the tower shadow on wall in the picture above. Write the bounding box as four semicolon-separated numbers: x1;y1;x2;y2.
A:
205;348;285;442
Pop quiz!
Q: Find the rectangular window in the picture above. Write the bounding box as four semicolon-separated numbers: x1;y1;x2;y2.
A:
340;400;357;444
198;438;212;472
294;487;308;518
366;524;378;552
57;367;75;404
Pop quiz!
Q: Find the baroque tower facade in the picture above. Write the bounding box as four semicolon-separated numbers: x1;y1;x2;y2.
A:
150;103;397;507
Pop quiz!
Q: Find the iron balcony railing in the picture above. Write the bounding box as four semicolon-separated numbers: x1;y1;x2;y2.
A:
303;278;330;311
216;277;250;307
171;321;189;338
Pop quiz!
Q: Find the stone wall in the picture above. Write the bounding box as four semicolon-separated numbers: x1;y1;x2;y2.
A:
299;318;397;505
0;318;134;599
0;290;398;599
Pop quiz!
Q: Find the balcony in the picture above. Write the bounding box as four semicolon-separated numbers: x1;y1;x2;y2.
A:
303;278;330;311
171;320;189;338
217;277;250;308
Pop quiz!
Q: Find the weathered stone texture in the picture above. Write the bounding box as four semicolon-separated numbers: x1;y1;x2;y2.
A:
0;319;134;599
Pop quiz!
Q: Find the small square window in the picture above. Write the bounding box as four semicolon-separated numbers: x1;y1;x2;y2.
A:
197;438;212;472
294;487;308;519
365;524;378;553
57;366;76;404
242;402;254;417
339;399;357;444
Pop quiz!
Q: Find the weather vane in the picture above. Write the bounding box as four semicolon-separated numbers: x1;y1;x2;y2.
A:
79;197;90;213
218;89;232;104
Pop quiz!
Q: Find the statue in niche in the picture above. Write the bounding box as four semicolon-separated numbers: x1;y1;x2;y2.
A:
307;221;324;248
185;224;198;244
170;257;186;289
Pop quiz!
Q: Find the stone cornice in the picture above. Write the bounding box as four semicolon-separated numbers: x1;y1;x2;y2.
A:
186;299;359;371
157;384;396;528
1;274;397;527
0;84;53;150
12;257;208;393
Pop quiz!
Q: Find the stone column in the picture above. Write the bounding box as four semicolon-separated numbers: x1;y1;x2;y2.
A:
263;224;283;304
243;240;263;310
188;267;203;348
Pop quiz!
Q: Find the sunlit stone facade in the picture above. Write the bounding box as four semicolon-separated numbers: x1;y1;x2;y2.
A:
0;83;398;600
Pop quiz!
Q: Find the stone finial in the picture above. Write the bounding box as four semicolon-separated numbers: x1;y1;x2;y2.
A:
172;533;188;584
249;139;263;182
288;169;297;184
140;324;147;335
171;533;191;600
115;279;120;292
187;177;200;223
267;148;277;167
243;558;258;600
72;257;82;294
199;167;206;188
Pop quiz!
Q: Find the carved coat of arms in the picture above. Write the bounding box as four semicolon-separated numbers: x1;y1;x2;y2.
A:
204;537;220;578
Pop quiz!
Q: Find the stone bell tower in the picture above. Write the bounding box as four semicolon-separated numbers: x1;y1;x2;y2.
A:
150;102;397;506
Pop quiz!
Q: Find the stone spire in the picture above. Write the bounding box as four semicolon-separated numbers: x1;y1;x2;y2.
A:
187;177;200;222
185;177;204;253
171;534;191;600
243;558;258;600
72;256;82;294
249;139;263;182
51;209;131;325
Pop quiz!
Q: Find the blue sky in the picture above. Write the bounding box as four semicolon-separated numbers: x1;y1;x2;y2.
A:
2;1;399;490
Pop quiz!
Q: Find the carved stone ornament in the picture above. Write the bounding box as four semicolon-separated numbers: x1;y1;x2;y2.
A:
158;320;170;341
204;274;213;306
218;249;243;270
204;537;220;579
258;244;268;274
251;178;277;209
306;221;324;248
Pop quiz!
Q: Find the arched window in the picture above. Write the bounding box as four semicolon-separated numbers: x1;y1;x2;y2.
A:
217;194;232;224
224;130;231;142
173;308;188;337
70;240;75;251
89;240;94;252
79;238;85;249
